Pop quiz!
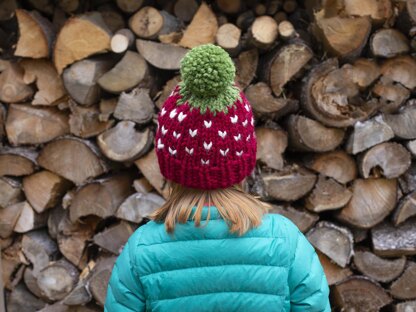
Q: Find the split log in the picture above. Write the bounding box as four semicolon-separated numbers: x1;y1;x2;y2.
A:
2;240;24;290
236;11;255;31
234;49;258;90
245;82;298;120
0;60;34;103
0;202;24;238
0;177;23;208
57;213;98;268
136;39;188;70
63;57;114;106
370;29;409;58
110;29;135;54
0;103;5;139
269;205;318;233
15;9;54;59
20;59;66;105
408;140;416;157
389;262;416;300
37;137;108;185
248;16;278;50
97;121;153;162
129;7;181;39
88;257;116;307
0;147;38;177
6;104;69;146
23;268;43;298
305;175;352;212
261;42;313;96
343;0;393;24
62;282;92;306
393;191;416;225
69;101;114;138
179;2;218;48
304;151;357;184
332;276;392;311
372;219;416;257
115;0;144;13
337;178;397;229
395;301;416;312
359;143;411;179
215;23;241;55
98;51;148;94
134;149;169;199
286;115;345;152
14;201;48;233
98;7;125;33
306;221;353;268
380;56;416;90
93;221;135;254
345;116;394;154
114;88;155;125
317;251;352;286
174;0;198;22
53;13;112;74
353;251;406;283
69;174;134;222
261;166;317;201
37;259;79;301
313;10;371;60
398;162;416;193
116;192;165;223
6;283;46;312
383;102;416;139
255;127;287;170
21;229;58;276
23;170;72;213
99;98;118;122
133;178;153;194
155;76;181;109
301;58;378;128
58;0;80;13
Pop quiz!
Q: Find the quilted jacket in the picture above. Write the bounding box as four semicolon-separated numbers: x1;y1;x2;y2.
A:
104;206;330;312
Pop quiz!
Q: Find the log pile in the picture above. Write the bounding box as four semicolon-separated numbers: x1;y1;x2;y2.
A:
1;0;416;310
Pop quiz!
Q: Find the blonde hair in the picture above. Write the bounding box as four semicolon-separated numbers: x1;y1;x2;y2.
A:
149;182;270;236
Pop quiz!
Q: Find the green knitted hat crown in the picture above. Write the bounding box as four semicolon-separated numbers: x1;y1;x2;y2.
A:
177;44;240;114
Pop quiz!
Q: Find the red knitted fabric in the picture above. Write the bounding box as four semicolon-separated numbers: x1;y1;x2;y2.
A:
155;86;256;190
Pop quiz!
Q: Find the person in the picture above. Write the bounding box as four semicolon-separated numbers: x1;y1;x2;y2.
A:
104;44;330;312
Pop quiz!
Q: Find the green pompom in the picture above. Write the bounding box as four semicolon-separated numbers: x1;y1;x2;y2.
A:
177;44;240;114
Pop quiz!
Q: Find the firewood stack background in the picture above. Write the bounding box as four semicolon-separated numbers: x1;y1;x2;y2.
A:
1;0;416;310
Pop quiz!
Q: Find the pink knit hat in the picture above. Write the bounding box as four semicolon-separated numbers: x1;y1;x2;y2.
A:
155;44;256;190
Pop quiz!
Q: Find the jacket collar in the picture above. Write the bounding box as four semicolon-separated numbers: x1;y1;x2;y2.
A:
188;206;223;221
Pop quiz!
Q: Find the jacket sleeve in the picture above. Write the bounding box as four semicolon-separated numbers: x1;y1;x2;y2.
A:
104;232;146;312
287;226;330;312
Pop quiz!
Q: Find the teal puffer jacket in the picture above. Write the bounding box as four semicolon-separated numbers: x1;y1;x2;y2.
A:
104;206;330;312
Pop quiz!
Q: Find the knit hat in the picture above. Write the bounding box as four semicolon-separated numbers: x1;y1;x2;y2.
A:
155;44;256;190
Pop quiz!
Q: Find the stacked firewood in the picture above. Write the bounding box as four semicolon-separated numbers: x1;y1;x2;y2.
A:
1;0;416;310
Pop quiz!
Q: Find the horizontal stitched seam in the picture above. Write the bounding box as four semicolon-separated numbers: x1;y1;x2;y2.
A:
137;235;284;248
154;291;285;302
140;263;286;278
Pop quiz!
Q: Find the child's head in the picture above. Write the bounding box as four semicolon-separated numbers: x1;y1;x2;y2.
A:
152;44;267;235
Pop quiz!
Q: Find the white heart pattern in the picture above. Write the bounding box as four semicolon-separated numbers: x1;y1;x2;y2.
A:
185;147;194;155
203;141;212;151
201;159;210;165
230;115;238;124
178;112;187;122
246;134;251;141
234;134;241;141
173;131;181;139
251;117;254;126
245;103;250;112
157;138;164;149
204;120;212;128
161;107;167;116
161;125;168;135
169;108;177;119
189;129;197;137
220;148;229;156
218;130;227;139
168;147;177;155
242;119;248;127
236;150;243;157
